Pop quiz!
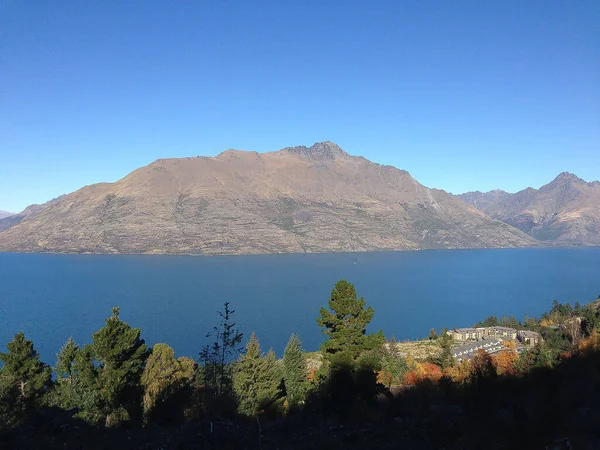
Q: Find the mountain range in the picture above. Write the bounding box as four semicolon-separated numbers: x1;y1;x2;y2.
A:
0;211;13;220
0;142;539;255
459;172;600;245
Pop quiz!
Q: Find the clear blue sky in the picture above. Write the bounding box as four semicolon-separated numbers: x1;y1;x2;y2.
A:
1;0;598;213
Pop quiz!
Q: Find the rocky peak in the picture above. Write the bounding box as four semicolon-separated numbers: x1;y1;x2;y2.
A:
553;172;584;184
282;141;349;161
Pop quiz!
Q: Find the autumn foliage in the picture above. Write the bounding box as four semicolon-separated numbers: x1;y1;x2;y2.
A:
403;362;443;385
491;350;518;375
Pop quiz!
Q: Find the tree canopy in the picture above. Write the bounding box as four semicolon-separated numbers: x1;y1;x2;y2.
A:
317;280;384;364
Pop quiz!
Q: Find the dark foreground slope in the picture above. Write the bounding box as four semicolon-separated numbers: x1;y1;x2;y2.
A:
3;350;600;449
460;172;600;245
0;142;535;255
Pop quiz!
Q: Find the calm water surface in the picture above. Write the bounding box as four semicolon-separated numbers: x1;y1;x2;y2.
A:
1;248;599;364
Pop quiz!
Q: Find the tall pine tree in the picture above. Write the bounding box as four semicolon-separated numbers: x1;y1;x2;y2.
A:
317;280;384;364
283;334;307;407
92;307;149;426
234;333;281;416
0;332;51;424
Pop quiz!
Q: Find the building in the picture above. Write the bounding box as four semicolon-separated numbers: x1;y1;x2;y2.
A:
517;330;541;345
448;327;487;341
448;326;517;341
451;339;504;362
486;327;518;340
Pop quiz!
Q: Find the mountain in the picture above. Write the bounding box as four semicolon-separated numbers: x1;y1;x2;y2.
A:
0;211;13;219
0;196;65;232
0;142;536;255
459;172;600;245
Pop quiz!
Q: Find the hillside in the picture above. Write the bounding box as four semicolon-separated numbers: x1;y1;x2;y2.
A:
0;196;65;232
0;211;13;220
0;142;536;255
459;172;600;245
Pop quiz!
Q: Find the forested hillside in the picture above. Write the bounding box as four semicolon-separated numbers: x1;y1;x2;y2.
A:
1;282;599;449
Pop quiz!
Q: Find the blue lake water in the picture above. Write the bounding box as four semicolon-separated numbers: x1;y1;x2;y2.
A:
0;248;599;365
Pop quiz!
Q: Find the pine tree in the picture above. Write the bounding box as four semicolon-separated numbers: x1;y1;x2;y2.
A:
283;334;307;407
379;336;408;389
317;280;384;364
199;302;244;415
51;337;81;411
92;307;149;426
0;332;51;422
436;328;454;369
141;343;194;422
234;333;281;415
429;328;438;340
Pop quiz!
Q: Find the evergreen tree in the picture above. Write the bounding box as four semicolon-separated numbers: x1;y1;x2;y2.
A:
92;307;149;426
199;302;244;415
0;332;51;423
234;333;281;415
51;337;82;412
55;337;79;383
429;328;438;340
70;345;104;424
283;334;307;407
379;336;408;389
141;343;195;423
0;332;52;414
317;280;384;364
436;328;454;369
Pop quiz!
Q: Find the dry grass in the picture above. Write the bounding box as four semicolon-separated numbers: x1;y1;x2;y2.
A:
390;339;442;361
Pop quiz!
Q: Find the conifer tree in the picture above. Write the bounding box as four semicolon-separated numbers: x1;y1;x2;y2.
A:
0;332;51;422
199;302;243;415
92;307;149;426
51;337;82;411
234;333;281;415
317;280;384;364
379;336;408;389
283;334;307;407
436;328;454;369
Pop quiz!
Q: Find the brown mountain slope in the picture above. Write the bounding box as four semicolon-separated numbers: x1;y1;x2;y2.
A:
0;196;65;232
0;142;537;255
459;172;600;245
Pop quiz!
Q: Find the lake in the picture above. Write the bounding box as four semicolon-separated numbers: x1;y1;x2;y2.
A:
1;248;599;365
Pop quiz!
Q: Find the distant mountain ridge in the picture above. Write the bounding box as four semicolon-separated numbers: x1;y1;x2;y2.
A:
459;172;600;245
0;211;13;220
0;142;536;255
0;196;66;232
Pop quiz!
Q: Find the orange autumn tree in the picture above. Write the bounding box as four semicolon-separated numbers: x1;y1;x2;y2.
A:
492;350;518;376
444;360;471;384
470;350;496;381
403;362;443;385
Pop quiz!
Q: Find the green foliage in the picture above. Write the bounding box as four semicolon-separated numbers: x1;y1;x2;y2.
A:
379;336;408;389
0;332;51;425
234;333;282;416
283;334;307;407
199;301;244;416
474;315;499;327
50;339;104;423
92;307;149;426
141;343;195;424
432;328;454;369
317;280;384;364
499;315;521;328
428;328;438;340
516;341;554;372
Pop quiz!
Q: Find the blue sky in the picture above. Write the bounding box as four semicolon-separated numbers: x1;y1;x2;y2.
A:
1;0;598;213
